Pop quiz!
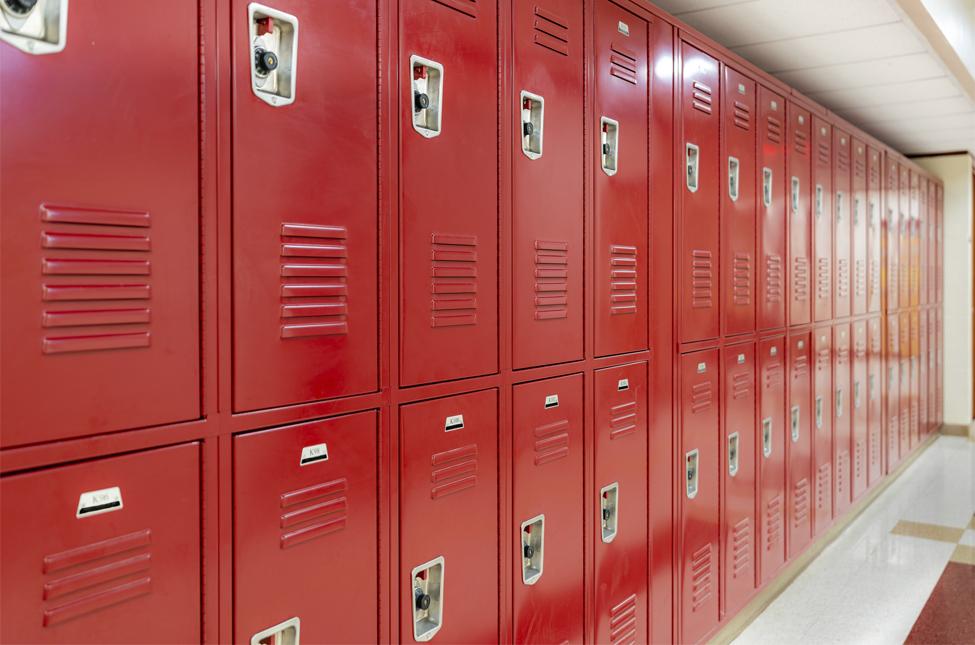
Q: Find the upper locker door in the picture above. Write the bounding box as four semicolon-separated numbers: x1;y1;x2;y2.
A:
937;185;944;303
232;0;378;412
787;102;812;327
787;330;813;559
919;179;928;306
898;164;911;307
851;140;868;316
0;1;200;446
512;0;583;369
832;323;852;518
832;129;852;319
758;336;786;583
927;180;936;305
867;317;883;485
910;171;920;307
851;320;868;501
679;43;720;344
885;156;899;311
593;0;649;357
757;88;786;331
400;0;498;386
812;118;833;322
812;328;833;535
867;146;882;314
720;67;756;337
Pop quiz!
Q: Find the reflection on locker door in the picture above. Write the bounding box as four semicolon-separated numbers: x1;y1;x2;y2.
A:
832;323;852;518
910;309;920;447
679;350;719;644
400;390;498;643
594;361;649;644
919;310;928;437
832;129;851;319
918;180;928;306
721;342;756;618
234;412;378;644
679;43;720;343
886;313;901;473
400;0;499;386
885;157;899;311
512;374;584;643
851;321;868;501
233;0;379;411
909;172;920;307
867;146;882;314
721;67;756;337
787;102;812;326
758;336;786;582
899;311;911;459
512;0;584;369
812;328;833;535
787;331;813;558
899;164;910;308
1;444;200;643
0;0;200;446
928;309;937;435
757;88;786;331
812;118;833;322
867;317;884;486
593;0;649;356
851;140;868;316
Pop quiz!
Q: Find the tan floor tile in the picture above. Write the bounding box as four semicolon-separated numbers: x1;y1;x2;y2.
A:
890;520;965;543
949;544;975;566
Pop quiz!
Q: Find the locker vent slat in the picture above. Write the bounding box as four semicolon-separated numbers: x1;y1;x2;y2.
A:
609;245;638;315
794;127;809;156
690;543;713;610
609;400;638;440
766;115;783;144
533;6;569;56
733;100;751;131
691;81;713;115
690;381;713;413
792;479;810;528
731;517;751;578
765;254;783;305
430;233;479;327
430;444;478;499
793;256;809;303
610;43;638;84
431;0;478;18
533;419;571;465
817;257;831;302
690;249;714;310
609;593;638;644
534;240;569;320
793;352;809;377
816;462;832;515
835;451;849;499
279;223;349;338
279;478;348;548
732;252;752;306
765;495;783;551
732;372;751;401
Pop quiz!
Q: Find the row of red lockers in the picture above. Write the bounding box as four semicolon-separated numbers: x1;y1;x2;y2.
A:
0;0;943;643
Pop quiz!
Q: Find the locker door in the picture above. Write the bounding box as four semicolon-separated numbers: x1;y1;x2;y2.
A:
679;350;719;644
757;88;786;331
867;146;882;314
886;313;900;473
937;186;944;303
832;129;851;319
679;43;720;343
919;180;928;306
233;0;378;411
813;118;833;322
910;309;920;447
400;390;498;643
885;157;899;311
0;1;200;446
787;331;813;558
832;323;851;518
594;362;649;644
920;310;929;436
234;412;378;644
812;328;833;534
927;181;936;306
937;309;943;426
851;321;868;501
867;317;884;487
899;164;911;307
512;374;584;643
851;140;868;316
758;336;786;582
722;342;756;618
910;172;920;307
512;0;584;369
928;309;937;433
1;444;200;644
400;0;499;386
787;102;812;326
721;68;757;337
593;0;649;356
899;311;910;460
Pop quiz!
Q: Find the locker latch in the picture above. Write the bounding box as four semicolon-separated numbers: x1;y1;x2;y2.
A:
815;395;823;430
686;143;699;192
411;55;444;138
854;198;861;227
762;417;772;458
728;433;740;477
815;184;824;219
412;556;445;642
520;515;544;585
854;380;862;410
0;0;65;54
791;176;800;214
835;192;844;223
251;617;300;645
835;388;844;418
728;157;740;202
601;117;619;176
600;482;619;542
869;202;877;230
791;405;800;443
685;450;699;499
762;167;773;208
248;3;298;107
520;91;544;160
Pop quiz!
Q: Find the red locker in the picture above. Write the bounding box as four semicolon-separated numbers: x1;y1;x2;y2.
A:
757;89;787;330
885;313;901;473
919;180;928;306
400;0;499;386
885;156;899;311
0;1;200;445
937;309;944;426
594;0;649;356
867;317;884;487
1;444;200;643
679;43;720;344
787;102;812;326
400;390;498;643
928;308;937;433
679;350;719;644
936;186;944;303
512;0;584;369
594;362;649;644
721;342;756;617
851;320;868;501
758;336;786;582
832;129;852;319
899;311;911;459
512;374;584;643
867;146;882;314
233;0;379;411
927;180;936;306
234;412;378;644
812;117;833;322
851;139;868;315
786;331;813;558
812;328;833;534
898;164;911;307
910;172;920;307
721;67;757;337
910;309;920;447
919;309;929;436
832;323;851;518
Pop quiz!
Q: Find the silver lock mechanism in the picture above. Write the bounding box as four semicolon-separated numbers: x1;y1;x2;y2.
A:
835;388;844;418
251;617;300;645
791;405;800;443
762;417;773;458
685;449;699;499
815;184;824;218
411;55;444;138
686;142;699;192
0;0;65;54
791;176;800;214
815;395;823;430
728;156;740;201
728;433;740;477
248;3;298;107
600;482;619;543
835;192;844;223
520;515;544;585
854;198;861;227
601;117;620;176
412;556;445;642
854;380;861;410
520;91;544;160
762;167;773;207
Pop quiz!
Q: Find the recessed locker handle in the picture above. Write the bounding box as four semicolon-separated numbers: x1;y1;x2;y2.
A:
411;55;444;138
815;395;823;430
727;433;740;477
762;167;773;207
0;0;67;55
251;617;300;645
854;380;862;409
248;3;299;107
600;117;619;176
854;198;861;227
791;176;800;214
600;482;619;543
762;417;773;457
836;388;844;418
835;191;844;223
521;515;545;585
728;156;740;202
412;556;445;642
791;405;800;443
520;91;544;160
685;450;699;499
686;143;699;192
815;184;824;218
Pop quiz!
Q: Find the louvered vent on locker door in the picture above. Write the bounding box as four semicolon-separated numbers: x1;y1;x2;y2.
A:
431;0;478;18
835;451;849;499
765;254;783;305
532;6;569;56
732;370;751;400
794;127;809;156
533;419;570;465
733;101;751;131
690;543;713;611
817;138;830;166
765;357;783;389
609;593;638;645
691;380;713;413
691;81;713;115
815;463;831;516
765;495;783;551
732;253;752;306
610;400;639;440
816;257;831;302
279;478;348;548
610;43;638;85
279;223;349;339
431;233;478;327
854;438;864;483
792;479;810;528
534;240;569;320
691;249;714;310
610;245;638;315
41;529;152;626
837;143;850;173
793;352;809;378
837;257;850;299
731;518;751;579
430;444;479;499
766;115;782;144
793;256;809;303
40;205;152;354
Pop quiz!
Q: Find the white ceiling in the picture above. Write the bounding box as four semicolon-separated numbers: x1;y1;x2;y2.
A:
654;0;975;155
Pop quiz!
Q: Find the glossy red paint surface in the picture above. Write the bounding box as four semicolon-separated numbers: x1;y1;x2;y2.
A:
812;117;833;322
832;323;852;518
867;146;883;314
867;317;884;486
885;313;901;473
885;157;900;311
758;335;786;582
832;129;852;319
910;309;921;446
899;311;911;463
812;327;834;535
899;164;911;307
851;320;868;501
757;88;787;331
852;139;868;316
787;102;813;326
786;330;813;558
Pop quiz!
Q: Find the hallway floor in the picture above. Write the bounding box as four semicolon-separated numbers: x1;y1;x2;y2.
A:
733;434;975;645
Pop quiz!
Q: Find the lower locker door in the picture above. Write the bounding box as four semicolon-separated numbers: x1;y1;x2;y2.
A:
787;332;813;558
832;324;852;518
812;328;833;535
758;337;786;582
867;317;884;487
851;321;868;501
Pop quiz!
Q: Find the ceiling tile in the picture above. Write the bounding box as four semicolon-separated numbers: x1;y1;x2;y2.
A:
806;77;962;110
835;96;974;123
652;0;757;16
776;54;946;94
